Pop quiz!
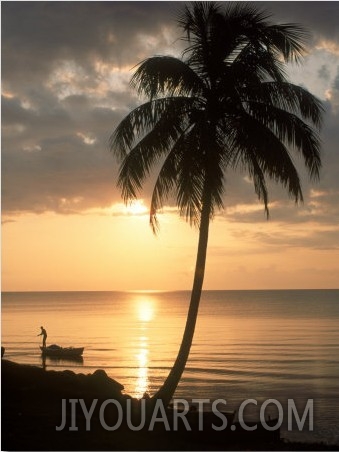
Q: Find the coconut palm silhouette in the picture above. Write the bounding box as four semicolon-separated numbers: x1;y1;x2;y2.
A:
110;2;323;407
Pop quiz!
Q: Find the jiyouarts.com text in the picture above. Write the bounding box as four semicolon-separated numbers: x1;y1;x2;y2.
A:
55;398;314;432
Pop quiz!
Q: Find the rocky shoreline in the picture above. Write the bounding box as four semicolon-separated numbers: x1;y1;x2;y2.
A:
2;359;338;451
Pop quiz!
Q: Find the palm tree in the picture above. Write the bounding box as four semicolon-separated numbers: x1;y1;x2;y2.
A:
110;2;323;407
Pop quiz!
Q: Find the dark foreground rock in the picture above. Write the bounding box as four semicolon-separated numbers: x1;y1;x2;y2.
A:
2;359;338;451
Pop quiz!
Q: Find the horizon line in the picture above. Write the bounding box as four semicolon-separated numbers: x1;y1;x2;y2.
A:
2;288;338;294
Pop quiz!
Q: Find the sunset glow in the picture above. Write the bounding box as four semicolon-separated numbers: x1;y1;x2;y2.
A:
2;2;339;292
125;200;148;216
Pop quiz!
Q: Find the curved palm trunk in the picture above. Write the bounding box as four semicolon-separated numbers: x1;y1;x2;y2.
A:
152;193;212;407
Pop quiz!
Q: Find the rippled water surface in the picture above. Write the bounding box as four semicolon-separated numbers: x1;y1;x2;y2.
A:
2;289;339;444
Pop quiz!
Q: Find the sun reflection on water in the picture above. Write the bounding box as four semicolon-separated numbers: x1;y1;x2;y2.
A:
137;298;155;322
133;297;157;398
135;339;149;398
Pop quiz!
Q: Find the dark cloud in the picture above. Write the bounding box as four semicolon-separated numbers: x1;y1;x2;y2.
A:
1;88;124;214
333;69;339;91
259;2;339;43
2;1;339;236
318;65;331;81
2;2;178;85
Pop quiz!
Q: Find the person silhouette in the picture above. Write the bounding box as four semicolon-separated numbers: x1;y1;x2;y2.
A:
38;326;47;348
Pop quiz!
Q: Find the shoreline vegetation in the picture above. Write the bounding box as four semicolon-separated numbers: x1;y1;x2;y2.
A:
2;358;338;451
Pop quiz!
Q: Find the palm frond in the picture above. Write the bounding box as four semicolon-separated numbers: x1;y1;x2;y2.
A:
150;146;182;234
228;114;304;204
229;42;287;83
179;2;222;44
110;96;196;160
264;23;308;63
246;101;322;180
175;127;206;227
131;56;205;99
116;98;197;202
222;3;307;63
245;153;270;217
244;81;324;128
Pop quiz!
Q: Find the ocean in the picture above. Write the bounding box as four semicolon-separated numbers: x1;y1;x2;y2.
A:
1;289;339;444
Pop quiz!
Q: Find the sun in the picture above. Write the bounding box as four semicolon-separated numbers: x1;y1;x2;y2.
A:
125;200;148;215
137;299;155;322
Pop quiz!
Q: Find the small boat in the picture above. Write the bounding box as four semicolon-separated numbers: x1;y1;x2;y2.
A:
40;344;84;357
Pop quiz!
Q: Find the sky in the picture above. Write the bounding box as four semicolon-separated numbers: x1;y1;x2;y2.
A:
2;1;339;292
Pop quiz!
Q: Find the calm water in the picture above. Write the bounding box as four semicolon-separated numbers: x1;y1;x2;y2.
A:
1;290;339;444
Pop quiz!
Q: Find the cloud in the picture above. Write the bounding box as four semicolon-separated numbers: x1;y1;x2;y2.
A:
1;2;178;88
325;67;339;110
318;65;331;81
1;2;179;217
2;0;339;238
261;2;339;44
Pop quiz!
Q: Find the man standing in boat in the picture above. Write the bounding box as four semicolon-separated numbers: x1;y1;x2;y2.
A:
38;326;47;348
